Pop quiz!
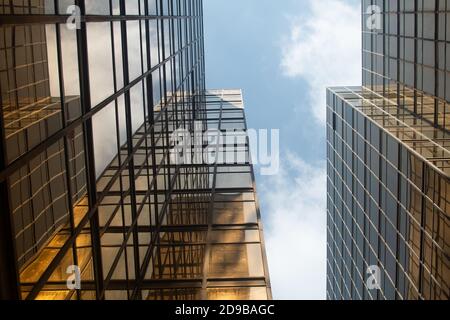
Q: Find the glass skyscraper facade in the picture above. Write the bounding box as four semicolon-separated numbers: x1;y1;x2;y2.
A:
327;0;450;300
0;0;271;300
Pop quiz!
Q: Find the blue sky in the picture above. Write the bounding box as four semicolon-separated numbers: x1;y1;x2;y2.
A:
204;0;362;299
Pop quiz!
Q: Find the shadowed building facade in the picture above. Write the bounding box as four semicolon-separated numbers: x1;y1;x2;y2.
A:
0;1;271;300
327;0;450;300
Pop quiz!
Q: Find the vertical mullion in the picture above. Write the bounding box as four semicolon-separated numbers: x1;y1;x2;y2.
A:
0;91;20;301
200;0;205;92
153;0;164;288
167;0;181;284
414;0;418;115
26;22;38;258
0;7;20;300
109;0;131;300
397;0;401;110
159;0;172;284
118;0;142;299
75;0;105;300
434;0;440;127
137;0;160;299
200;94;223;300
445;0;448;130
144;0;161;297
54;2;81;299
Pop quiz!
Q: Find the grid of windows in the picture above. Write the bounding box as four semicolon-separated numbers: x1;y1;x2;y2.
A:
327;0;450;300
0;1;271;300
327;87;450;300
0;2;86;270
362;0;450;129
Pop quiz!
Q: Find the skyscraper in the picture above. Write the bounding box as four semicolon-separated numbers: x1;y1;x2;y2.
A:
0;0;271;300
327;0;449;300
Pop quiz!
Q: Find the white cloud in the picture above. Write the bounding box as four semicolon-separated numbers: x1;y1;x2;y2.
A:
262;152;327;300
281;0;361;124
266;0;361;298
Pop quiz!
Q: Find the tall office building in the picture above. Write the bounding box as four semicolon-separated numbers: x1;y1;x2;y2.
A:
0;0;271;300
327;0;449;300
